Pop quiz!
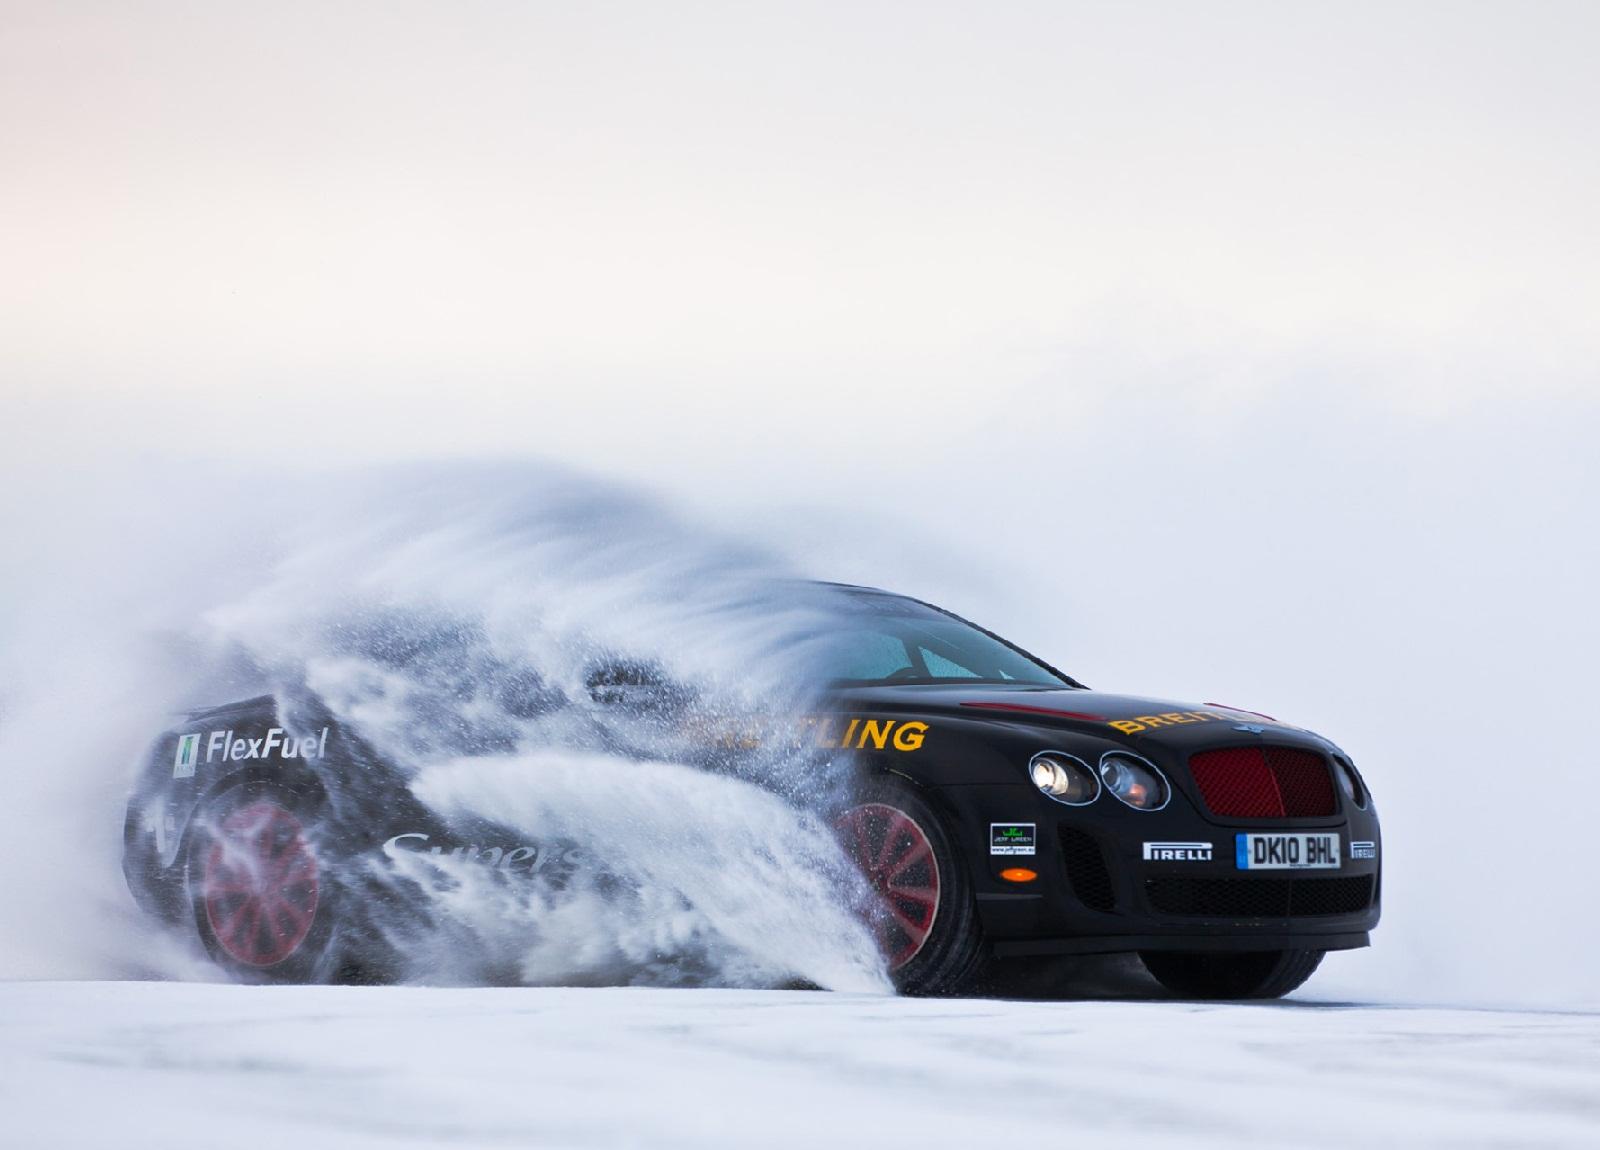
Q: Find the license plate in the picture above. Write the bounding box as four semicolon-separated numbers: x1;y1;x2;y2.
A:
1235;833;1340;870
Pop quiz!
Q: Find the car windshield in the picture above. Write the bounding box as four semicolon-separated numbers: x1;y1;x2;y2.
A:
808;593;1070;686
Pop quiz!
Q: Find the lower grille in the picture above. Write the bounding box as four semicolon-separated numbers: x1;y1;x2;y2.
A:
1060;826;1116;912
1145;875;1375;918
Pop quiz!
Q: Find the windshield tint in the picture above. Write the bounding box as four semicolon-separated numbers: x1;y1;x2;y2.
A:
809;595;1068;686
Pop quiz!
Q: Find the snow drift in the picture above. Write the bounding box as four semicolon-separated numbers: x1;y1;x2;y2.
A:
0;461;888;991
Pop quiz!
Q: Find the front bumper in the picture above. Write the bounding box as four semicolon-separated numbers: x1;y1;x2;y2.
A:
938;781;1382;956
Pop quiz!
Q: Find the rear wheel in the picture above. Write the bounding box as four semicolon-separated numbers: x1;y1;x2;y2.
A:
1139;948;1325;999
187;783;335;981
834;778;983;995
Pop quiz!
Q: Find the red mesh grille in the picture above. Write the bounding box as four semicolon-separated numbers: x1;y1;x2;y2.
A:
1189;747;1282;817
1188;747;1336;818
1264;747;1337;816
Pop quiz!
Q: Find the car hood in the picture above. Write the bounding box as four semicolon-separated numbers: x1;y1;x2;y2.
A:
825;681;1328;752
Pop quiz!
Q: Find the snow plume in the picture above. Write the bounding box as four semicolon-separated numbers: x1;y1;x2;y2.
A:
386;753;885;990
0;461;889;991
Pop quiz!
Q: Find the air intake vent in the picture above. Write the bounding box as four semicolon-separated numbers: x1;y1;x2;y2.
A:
1188;747;1336;818
1145;875;1375;918
1059;825;1116;912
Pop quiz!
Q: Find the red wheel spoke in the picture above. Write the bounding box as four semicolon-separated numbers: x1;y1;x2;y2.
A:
877;813;910;870
886;901;931;942
257;854;292;886
885;841;933;883
889;890;934;925
889;813;922;863
254;911;276;956
204;878;257;896
214;896;254;940
278;899;315;935
886;883;937;909
870;816;893;870
244;904;265;948
228;904;260;951
265;900;297;943
283;861;310;891
271;855;314;889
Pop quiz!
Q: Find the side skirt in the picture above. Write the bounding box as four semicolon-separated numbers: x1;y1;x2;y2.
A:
992;931;1370;958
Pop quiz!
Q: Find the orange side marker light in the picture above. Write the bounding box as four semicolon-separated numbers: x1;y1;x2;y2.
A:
999;868;1038;883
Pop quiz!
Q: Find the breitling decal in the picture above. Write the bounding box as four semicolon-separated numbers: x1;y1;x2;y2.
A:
702;715;933;753
1107;710;1269;735
808;715;930;752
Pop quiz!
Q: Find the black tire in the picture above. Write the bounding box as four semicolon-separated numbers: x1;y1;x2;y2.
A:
834;775;984;996
185;781;340;983
1139;948;1325;1000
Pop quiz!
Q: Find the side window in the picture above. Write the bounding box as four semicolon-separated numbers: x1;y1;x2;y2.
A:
919;647;981;679
829;630;915;680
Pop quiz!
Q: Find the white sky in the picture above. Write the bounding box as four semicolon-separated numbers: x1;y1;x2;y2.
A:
3;1;1597;482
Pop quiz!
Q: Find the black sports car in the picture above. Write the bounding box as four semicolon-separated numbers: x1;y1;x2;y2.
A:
122;583;1379;998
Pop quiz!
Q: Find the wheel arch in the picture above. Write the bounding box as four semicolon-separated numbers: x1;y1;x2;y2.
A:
177;763;333;869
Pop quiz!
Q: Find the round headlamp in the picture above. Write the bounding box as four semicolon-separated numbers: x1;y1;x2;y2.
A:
1028;752;1100;806
1098;752;1170;811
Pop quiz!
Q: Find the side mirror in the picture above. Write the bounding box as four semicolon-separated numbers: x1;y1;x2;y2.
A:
584;659;688;715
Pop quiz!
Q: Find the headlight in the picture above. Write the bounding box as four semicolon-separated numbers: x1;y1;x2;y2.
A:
1098;752;1170;811
1333;756;1368;809
1028;752;1100;806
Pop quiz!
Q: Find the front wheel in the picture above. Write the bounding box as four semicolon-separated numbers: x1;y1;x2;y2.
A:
834;778;984;996
1139;948;1325;999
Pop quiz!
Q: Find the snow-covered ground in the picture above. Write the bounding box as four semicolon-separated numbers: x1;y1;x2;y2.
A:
4;982;1597;1149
